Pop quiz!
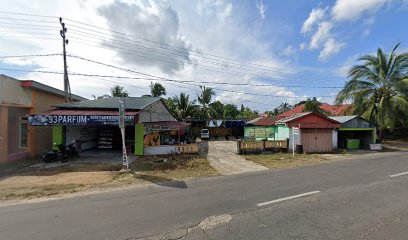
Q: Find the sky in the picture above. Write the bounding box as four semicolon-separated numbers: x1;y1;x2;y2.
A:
0;0;407;112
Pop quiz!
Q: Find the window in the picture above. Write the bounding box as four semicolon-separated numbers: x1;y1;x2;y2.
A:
19;118;28;148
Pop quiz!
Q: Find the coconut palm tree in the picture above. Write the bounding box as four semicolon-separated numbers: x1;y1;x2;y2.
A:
336;43;408;140
110;85;129;97
173;93;197;120
150;82;166;97
278;102;292;113
197;86;215;120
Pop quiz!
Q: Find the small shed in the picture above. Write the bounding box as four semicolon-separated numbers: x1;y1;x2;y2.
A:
275;112;341;153
329;115;376;149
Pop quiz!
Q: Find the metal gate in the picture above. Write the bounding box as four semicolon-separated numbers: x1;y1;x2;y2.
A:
301;129;333;153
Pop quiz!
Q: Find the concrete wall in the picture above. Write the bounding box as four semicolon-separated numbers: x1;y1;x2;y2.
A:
30;89;67;155
0;75;32;106
276;125;290;140
332;129;338;150
138;100;176;123
288;127;301;151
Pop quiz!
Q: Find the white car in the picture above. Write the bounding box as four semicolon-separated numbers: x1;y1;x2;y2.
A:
200;129;210;139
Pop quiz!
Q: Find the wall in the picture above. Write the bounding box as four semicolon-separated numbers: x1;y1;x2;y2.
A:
0;75;32;106
0;107;8;163
286;114;340;129
342;118;374;128
138;100;176;123
332;130;338;150
7;106;29;154
288;127;301;151
276;125;290;140
31;89;66;155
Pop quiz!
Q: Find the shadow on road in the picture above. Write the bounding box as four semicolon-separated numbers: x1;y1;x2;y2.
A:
137;174;188;189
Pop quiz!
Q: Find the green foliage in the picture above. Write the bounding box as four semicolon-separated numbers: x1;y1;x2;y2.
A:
150;82;166;97
110;85;129;97
239;107;259;119
303;97;327;115
164;93;197;121
223;104;240;118
209;101;224;118
336;43;408;137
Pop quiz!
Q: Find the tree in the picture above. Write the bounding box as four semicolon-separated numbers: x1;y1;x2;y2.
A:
150;82;166;97
278;102;292;113
197;86;215;119
173;93;197;120
209;101;224;118
110;85;129;97
303;97;327;115
336;43;408;140
223;104;239;118
239;107;259;119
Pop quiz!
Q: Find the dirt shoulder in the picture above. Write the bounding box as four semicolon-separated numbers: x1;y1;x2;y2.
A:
0;154;219;201
243;153;332;169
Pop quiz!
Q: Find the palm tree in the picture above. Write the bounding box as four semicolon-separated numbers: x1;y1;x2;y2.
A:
197;86;215;119
110;85;129;97
278;102;292;113
174;93;197;120
336;43;408;140
150;82;166;97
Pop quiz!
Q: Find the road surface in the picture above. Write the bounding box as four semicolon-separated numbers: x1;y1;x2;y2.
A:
1;151;408;240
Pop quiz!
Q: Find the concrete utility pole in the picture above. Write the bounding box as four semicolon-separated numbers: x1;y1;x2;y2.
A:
59;17;72;103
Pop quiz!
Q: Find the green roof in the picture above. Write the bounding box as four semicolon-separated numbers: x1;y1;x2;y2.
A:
55;96;161;110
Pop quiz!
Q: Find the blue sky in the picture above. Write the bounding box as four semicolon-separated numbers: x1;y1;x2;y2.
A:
0;0;407;111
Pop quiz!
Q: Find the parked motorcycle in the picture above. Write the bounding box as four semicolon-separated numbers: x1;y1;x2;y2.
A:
42;140;81;163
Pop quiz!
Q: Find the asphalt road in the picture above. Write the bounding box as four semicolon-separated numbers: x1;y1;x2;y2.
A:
1;151;408;240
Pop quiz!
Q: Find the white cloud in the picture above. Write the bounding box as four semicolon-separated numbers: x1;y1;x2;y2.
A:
331;0;391;21
256;1;268;19
309;21;333;50
319;38;345;61
97;1;192;74
301;7;327;33
282;45;296;57
299;42;306;51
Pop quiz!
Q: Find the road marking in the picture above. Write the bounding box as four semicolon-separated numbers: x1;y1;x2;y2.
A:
390;171;408;178
257;191;320;207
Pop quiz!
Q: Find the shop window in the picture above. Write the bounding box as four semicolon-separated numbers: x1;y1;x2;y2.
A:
19;118;28;148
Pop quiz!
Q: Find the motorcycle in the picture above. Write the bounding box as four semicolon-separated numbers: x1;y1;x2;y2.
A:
42;140;81;163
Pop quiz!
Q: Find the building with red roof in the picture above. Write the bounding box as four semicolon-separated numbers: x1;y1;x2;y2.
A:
278;103;351;117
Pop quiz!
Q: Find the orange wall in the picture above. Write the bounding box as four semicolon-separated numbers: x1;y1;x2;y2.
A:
29;90;66;156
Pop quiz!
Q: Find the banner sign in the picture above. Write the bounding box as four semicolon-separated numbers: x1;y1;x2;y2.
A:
244;126;275;141
28;114;134;126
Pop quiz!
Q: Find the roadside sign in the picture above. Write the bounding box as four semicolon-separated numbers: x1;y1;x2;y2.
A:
293;127;299;135
119;99;125;129
118;98;128;169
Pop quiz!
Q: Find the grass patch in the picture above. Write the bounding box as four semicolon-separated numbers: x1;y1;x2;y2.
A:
0;155;218;200
244;153;329;169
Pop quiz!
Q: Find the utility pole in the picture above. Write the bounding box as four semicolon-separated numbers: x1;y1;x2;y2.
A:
59;17;72;103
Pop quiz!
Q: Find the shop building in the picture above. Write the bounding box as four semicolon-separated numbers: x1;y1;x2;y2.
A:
28;97;192;156
0;75;85;163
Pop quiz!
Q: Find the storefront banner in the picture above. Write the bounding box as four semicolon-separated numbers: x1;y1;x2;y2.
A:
244;126;275;141
28;115;134;126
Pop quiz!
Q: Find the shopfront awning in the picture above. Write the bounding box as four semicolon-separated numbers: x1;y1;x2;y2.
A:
28;109;139;126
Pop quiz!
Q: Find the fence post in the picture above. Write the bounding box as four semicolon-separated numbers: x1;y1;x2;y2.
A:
237;139;242;154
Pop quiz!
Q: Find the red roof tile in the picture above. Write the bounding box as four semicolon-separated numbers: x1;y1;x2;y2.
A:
277;103;351;117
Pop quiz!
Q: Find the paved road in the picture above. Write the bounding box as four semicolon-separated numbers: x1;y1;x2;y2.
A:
1;151;408;240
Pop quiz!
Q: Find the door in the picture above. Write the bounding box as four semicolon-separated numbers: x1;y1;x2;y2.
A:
301;129;333;153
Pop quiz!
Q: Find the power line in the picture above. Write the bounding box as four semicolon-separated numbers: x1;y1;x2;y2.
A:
0;53;61;58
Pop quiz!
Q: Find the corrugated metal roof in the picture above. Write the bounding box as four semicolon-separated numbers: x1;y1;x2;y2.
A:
328;115;358;123
55;96;161;110
246;116;282;126
275;112;311;123
41;109;139;116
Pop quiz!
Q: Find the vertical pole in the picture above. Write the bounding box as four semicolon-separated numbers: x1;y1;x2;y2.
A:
59;17;71;103
292;127;295;157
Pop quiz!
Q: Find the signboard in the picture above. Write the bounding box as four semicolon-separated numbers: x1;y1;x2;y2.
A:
244;126;275;141
292;127;299;135
28;114;134;126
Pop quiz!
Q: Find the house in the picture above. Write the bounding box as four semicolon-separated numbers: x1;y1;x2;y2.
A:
329;115;376;149
244;116;288;141
278;103;351;117
275;112;341;153
28;96;192;156
0;74;86;163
